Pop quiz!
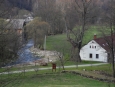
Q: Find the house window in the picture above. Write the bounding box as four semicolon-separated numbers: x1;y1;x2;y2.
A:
92;46;94;48
95;46;96;48
90;46;91;48
89;53;92;58
96;54;99;59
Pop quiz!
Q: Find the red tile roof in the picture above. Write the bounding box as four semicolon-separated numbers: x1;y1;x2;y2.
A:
94;35;115;52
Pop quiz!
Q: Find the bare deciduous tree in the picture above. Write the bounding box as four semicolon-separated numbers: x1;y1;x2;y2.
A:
98;0;115;78
0;19;21;67
0;1;24;87
33;0;65;35
65;0;95;62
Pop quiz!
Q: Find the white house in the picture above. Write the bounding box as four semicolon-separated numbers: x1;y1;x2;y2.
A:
80;35;115;62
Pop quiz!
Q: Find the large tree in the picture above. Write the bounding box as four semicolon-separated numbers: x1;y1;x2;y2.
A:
98;0;115;78
0;19;21;67
0;0;22;67
65;0;95;62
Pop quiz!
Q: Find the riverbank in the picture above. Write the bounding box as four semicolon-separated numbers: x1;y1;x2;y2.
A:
29;46;59;65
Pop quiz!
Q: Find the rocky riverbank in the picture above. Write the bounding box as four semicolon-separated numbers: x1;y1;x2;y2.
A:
29;46;59;65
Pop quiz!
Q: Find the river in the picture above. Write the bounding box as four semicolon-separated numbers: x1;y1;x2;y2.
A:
7;40;40;66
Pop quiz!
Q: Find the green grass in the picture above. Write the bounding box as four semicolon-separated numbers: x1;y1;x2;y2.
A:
82;26;102;45
0;64;113;78
77;64;113;74
46;26;111;51
46;26;101;51
64;64;112;72
46;34;71;52
1;64;115;87
46;26;105;59
63;60;101;66
1;72;114;87
46;33;71;60
0;60;101;73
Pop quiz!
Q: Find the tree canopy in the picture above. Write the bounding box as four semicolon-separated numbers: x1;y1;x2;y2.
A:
26;17;50;49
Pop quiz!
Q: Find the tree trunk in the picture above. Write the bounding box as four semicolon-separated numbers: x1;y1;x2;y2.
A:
70;46;81;62
77;48;81;62
111;50;115;78
60;57;65;70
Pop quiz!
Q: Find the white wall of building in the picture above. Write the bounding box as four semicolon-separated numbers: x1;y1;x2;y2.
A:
80;40;108;62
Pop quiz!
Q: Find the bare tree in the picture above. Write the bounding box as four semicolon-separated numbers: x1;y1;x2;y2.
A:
0;20;22;68
33;0;65;35
54;50;65;71
52;41;71;71
65;0;95;62
34;62;39;75
0;1;25;87
98;0;115;78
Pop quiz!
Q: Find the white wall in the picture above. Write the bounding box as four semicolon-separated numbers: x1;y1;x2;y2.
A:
80;40;108;62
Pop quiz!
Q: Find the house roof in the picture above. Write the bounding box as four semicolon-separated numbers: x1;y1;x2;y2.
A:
94;35;115;52
7;19;25;29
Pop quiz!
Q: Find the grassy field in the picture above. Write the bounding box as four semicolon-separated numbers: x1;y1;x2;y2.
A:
1;72;114;87
45;26;102;62
46;34;70;51
0;64;115;87
46;26;104;59
46;26;102;51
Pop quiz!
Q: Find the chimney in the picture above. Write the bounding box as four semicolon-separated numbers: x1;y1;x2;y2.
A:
94;34;97;39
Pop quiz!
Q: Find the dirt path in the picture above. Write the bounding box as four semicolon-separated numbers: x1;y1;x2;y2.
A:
0;63;107;75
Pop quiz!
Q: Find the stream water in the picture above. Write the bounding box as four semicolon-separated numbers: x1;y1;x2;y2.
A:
7;40;39;66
